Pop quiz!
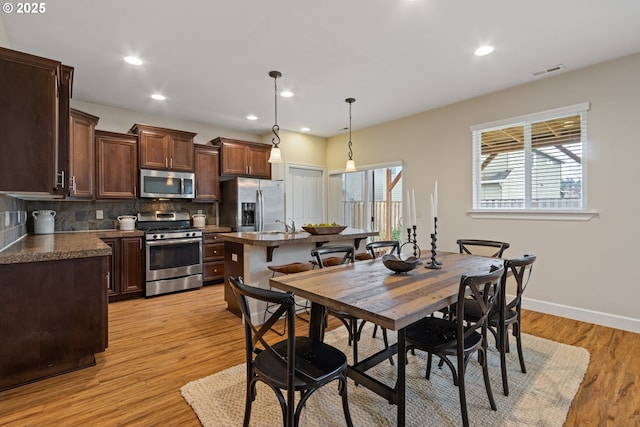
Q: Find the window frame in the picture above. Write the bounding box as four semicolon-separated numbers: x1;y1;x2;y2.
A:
469;102;598;221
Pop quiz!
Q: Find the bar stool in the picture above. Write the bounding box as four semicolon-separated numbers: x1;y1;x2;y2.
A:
264;261;313;335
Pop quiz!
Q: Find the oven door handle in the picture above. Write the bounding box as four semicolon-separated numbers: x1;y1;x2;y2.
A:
146;238;202;246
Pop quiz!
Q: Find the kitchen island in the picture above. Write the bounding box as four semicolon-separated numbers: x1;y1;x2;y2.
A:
0;233;110;390
219;228;378;318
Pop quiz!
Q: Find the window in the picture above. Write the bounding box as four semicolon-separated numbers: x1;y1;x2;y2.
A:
472;103;589;211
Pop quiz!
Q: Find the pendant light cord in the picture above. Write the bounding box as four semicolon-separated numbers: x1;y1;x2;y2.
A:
346;98;355;160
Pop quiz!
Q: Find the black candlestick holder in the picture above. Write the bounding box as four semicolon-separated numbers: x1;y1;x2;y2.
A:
425;217;442;269
401;225;420;259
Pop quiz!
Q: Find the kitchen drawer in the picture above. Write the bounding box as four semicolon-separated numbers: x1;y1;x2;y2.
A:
203;233;224;244
203;260;224;282
204;243;224;261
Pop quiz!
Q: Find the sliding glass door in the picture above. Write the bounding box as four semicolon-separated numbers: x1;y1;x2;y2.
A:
329;164;403;241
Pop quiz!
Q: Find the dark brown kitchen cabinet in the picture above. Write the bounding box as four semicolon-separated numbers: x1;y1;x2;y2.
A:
102;236;144;301
0;47;72;195
95;130;138;199
67;109;99;198
203;232;224;283
130;124;196;172
194;145;220;201
212;137;271;179
0;255;108;391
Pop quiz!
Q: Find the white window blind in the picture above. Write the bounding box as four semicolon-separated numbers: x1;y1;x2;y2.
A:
472;103;589;210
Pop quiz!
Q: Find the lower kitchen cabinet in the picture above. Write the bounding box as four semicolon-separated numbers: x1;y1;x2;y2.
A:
102;236;144;301
203;232;224;284
0;255;108;391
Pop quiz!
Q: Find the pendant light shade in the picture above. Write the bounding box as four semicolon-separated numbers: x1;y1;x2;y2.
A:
345;97;357;172
268;146;282;163
268;70;283;164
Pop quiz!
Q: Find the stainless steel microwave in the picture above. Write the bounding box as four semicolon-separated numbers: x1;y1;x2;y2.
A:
140;169;195;199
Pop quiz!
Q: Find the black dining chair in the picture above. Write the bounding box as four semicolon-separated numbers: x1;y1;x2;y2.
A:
229;276;353;427
354;240;400;261
436;238;510;321
311;245;394;366
363;240;399;351
405;265;504;427
459;254;537;396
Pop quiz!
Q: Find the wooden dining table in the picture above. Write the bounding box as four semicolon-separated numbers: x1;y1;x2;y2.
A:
269;251;503;426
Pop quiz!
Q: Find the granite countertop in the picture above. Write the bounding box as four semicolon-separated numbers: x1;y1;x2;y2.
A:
198;225;232;233
0;233;111;265
0;226;233;265
219;228;379;247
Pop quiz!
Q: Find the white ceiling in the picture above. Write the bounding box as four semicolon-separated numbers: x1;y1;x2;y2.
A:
3;0;640;138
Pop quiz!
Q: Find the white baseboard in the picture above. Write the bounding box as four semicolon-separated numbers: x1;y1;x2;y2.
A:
521;295;640;334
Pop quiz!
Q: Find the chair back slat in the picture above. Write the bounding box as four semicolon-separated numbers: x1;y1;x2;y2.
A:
229;276;294;372
503;254;536;312
365;240;400;258
458;265;505;342
457;239;510;258
311;245;355;268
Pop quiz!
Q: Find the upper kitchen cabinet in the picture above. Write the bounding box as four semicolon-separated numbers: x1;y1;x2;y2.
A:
212;137;271;179
194;144;220;201
95;130;138;199
0;47;72;195
67;109;99;198
130;124;196;172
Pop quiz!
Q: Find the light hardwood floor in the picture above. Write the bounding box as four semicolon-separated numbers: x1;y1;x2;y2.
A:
1;284;638;426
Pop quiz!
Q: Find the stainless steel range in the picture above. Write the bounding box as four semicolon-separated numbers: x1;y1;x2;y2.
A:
137;211;203;297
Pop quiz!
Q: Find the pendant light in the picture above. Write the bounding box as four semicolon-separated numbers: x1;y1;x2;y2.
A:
268;70;283;163
345;97;357;172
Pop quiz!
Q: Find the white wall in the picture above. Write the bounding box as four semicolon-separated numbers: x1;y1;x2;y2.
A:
327;53;640;333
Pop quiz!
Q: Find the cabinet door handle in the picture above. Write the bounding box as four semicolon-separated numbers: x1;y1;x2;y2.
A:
106;271;110;290
71;176;77;194
165;158;168;168
170;158;173;169
57;170;65;189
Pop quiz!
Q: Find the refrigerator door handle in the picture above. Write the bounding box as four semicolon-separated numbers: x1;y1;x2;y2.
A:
257;189;264;231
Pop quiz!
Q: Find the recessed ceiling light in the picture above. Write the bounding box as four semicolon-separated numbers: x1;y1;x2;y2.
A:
124;56;143;65
151;93;166;101
280;90;294;98
246;115;258;121
474;45;494;56
301;127;310;132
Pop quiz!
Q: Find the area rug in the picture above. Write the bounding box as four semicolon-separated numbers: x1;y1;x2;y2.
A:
181;323;589;426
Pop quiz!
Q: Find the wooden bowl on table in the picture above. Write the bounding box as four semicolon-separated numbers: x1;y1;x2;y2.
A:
301;225;347;235
381;254;420;273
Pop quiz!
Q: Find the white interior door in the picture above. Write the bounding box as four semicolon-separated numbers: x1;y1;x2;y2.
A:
286;165;325;227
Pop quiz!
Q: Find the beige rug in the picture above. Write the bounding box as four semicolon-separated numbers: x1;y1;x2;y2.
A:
181;323;589;426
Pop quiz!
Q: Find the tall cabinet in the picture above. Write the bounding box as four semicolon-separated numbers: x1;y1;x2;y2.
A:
67;109;99;198
194;144;220;201
95;130;138;199
0;47;72;194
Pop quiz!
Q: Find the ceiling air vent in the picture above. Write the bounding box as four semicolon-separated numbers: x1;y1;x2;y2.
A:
531;64;565;77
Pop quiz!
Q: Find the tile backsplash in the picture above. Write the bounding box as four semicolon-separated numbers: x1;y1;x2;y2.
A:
24;199;218;232
0;194;28;250
0;193;218;250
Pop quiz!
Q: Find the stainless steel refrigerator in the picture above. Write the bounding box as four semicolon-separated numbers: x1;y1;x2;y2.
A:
220;177;285;232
